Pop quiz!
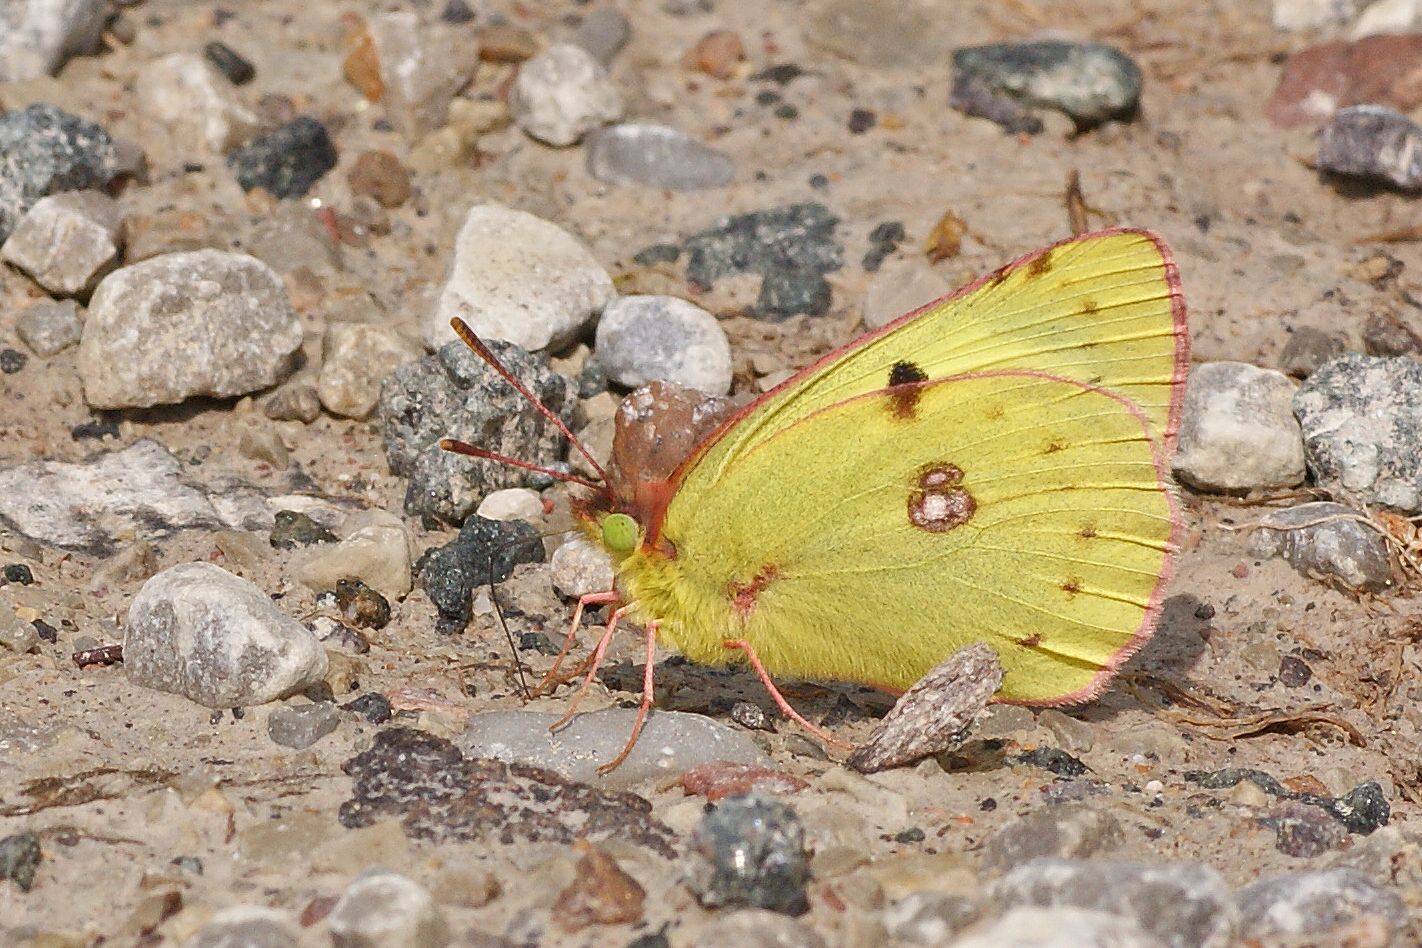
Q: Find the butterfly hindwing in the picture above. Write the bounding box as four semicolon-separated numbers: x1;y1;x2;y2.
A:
621;370;1177;701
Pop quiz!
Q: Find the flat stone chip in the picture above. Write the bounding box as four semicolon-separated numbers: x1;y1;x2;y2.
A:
848;642;1003;773
339;727;677;858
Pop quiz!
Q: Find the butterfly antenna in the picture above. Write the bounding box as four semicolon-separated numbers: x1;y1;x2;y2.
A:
440;439;604;493
486;546;531;700
448;318;611;484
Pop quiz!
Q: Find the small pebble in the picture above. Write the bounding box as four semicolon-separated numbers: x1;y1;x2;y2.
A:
329;870;450;948
847;107;876;134
125;562;329;708
342;692;392;724
509;43;624;147
1265;35;1422;128
1247;501;1393;592
475;488;544;522
585;123;735;191
264;383;323;423
548;534;615;599
684;30;743;79
318;323;423;420
0;349;26;374
204;40;256;84
1171;361;1307;493
982;803;1124;872
572;7;631;66
135;53;259;156
1278;326;1344;378
551;843;646;931
951;41;1142;129
684;203;842;320
1294;352;1422;512
16;299;83;356
348;150;412;208
77;249;303;410
0;609;40;653
418;515;542;631
422;203;616;353
1318;104;1422;191
0;0;106;82
270;510;338;549
1271;799;1348;857
297;509;414;603
687;794;810;916
1237;868;1406;942
953;907;1163;948
595;294;733;395
680;761;810;801
226;116;338;198
334;578;391;629
237;421;289;470
475;23;540;63
0;103;118;243
267;702;342;749
1;189;123;296
883;891;976;947
355;12;482;138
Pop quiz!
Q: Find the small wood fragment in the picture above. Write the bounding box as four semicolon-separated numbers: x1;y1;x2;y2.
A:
848;642;1002;773
73;644;123;668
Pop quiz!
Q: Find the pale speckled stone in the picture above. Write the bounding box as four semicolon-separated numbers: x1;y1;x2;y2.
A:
423;204;615;353
125;562;328;708
509;43;623;146
134;53;260;157
318;323;423;420
594;294;733;395
548;534;614;599
1;188;122;296
296;509;413;602
77;250;303;409
328;870;450;948
0;0;107;82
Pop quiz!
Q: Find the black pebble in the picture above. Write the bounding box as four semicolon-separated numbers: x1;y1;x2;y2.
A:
204;41;255;84
0;349;26;374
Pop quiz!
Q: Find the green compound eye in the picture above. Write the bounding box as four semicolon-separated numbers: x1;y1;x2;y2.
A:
602;513;639;553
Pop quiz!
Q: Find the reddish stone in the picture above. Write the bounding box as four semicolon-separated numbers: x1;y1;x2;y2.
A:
1266;35;1422;128
680;760;810;801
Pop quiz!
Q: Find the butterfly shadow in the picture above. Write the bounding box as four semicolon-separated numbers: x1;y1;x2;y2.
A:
1072;592;1214;723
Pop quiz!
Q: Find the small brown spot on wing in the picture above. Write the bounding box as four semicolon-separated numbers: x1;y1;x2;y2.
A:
1060;579;1081;596
1079;525;1098;539
1017;634;1042;648
885;361;929;421
1027;249;1055;277
908;463;976;533
1080;299;1100;315
729;565;781;623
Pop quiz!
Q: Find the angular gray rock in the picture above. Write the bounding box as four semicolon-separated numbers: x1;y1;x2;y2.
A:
1173;361;1306;493
78;249;304;409
1;189;122;296
594;294;733;395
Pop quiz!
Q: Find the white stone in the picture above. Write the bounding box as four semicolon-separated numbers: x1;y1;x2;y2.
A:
1271;0;1356;30
1351;0;1422;36
125;562;329;708
297;509;413;602
951;907;1166;948
0;0;107;81
78;249;304;409
423;204;615;352
509;43;623;147
1172;362;1306;493
549;533;614;599
595;294;733;395
329;870;449;948
317;323;424;420
186;906;298;948
475;488;544;522
1;189;122;296
363;12;481;138
134;53;261;156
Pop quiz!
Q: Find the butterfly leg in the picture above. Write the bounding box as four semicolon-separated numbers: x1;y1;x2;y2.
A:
533;590;620;697
549;602;633;732
597;619;660;775
723;639;854;750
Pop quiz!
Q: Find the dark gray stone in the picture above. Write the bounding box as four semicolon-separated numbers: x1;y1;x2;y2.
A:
688;794;810;916
951;42;1142;129
1247;501;1393;591
0;103;117;242
1318;105;1422;191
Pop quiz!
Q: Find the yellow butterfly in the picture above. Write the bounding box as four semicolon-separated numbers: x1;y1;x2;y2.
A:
445;228;1189;768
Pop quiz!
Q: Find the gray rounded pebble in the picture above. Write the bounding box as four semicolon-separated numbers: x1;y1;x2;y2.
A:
548;534;614;599
125;562;328;708
586;123;735;190
1247;501;1393;591
571;7;631;65
77;249;303;409
1294;351;1422;512
951;41;1142;128
1237;868;1406;942
1172;361;1306;493
687;793;811;916
595;294;733;395
509;43;623;147
16;298;83;356
267;702;342;749
990;858;1235;948
328;869;450;948
457;708;768;790
1318;104;1422;192
226;116;337;199
185;906;298;948
317;323;423;420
